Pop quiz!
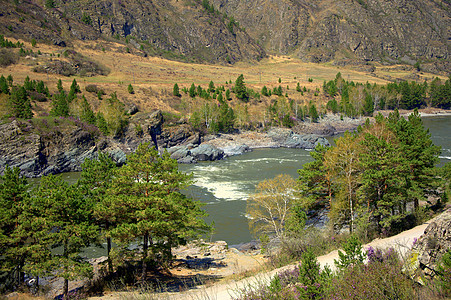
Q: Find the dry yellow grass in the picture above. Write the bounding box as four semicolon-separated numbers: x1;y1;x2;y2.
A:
0;38;447;118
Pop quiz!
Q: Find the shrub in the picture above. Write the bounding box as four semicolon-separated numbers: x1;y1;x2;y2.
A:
0;49;18;67
328;248;414;300
334;235;366;270
85;84;98;93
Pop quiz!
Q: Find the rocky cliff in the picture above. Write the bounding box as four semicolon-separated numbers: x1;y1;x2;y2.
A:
211;0;450;72
1;0;449;70
0;0;265;64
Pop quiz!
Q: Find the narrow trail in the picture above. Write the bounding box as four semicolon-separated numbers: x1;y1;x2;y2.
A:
90;220;430;300
162;222;429;300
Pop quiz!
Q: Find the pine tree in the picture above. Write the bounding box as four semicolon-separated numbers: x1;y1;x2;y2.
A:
79;154;117;274
189;83;196;98
173;83;181;97
57;79;63;92
96;112;109;135
0;75;9;94
110;143;210;280
234;74;249;102
7;74;13;87
50;90;69;117
33;175;97;300
9;86;33;119
80;96;96;125
208;80;215;93
0;166;30;289
226;88;231;100
127;84;134;94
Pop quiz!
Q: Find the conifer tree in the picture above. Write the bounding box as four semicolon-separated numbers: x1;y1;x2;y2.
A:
9;86;33;119
173;83;181;97
110;143;210;280
234;74;249;102
80;96;96;125
189;83;196;98
50;90;69;117
96;112;109;135
33;175;97;300
0;166;30;289
0;75;9;94
79;154;117;273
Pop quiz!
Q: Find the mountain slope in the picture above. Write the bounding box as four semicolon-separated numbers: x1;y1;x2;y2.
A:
0;0;265;64
211;0;450;72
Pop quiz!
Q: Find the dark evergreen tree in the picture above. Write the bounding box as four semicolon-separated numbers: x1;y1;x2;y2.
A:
110;143;210;280
0;166;30;289
33;175;97;300
96;112;109;135
80;96;96;125
0;75;9;94
79;154;117;274
173;83;181;97
189;83;196;98
234;74;249;102
50;90;69;117
9;86;33;119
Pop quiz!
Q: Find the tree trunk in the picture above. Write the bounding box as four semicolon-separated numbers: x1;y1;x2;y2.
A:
107;236;113;274
142;232;148;282
63;241;69;300
63;279;69;300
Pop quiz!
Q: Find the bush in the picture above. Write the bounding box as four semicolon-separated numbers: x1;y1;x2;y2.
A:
0;49;18;67
85;84;99;93
28;91;47;102
328;248;414;300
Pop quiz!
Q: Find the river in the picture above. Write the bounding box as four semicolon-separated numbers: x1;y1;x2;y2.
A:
27;115;451;255
179;115;451;245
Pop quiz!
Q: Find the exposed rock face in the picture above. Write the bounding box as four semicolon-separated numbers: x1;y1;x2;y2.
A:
211;0;450;72
411;208;451;277
0;0;264;65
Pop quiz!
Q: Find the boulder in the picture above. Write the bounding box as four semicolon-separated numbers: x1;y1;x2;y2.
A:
190;144;224;161
410;208;451;277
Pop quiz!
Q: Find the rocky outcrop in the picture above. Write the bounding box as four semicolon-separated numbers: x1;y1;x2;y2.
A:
410;208;451;277
211;0;450;72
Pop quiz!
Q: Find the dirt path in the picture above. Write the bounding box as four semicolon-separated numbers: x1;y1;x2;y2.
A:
89;220;430;300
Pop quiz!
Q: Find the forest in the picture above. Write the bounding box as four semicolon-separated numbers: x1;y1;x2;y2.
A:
0;143;211;298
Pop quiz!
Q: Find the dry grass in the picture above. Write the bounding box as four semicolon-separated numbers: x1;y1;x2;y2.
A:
0;38;448;119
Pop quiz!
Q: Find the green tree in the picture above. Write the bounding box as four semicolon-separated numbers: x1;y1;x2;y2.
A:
96;112;109;135
309;102;319;123
247;174;298;240
79;154;117;273
225;88;231;100
9;86;33;119
189;83;196;98
208;80;215;93
50;90;69;117
70;79;81;94
173;83;181;97
234;74;249;102
57;79;63;92
127;84;134;94
387;109;440;211
0;75;9;94
33;175;98;300
7;74;13;87
110;143;210;280
0;166;30;289
80;96;96;125
298;248;330;299
334;235;366;270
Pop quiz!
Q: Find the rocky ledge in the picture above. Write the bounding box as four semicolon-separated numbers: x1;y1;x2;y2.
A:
0;110;334;177
165;128;330;164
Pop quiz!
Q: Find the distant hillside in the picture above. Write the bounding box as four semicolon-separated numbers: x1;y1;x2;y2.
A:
0;0;449;72
211;0;450;73
0;0;265;64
